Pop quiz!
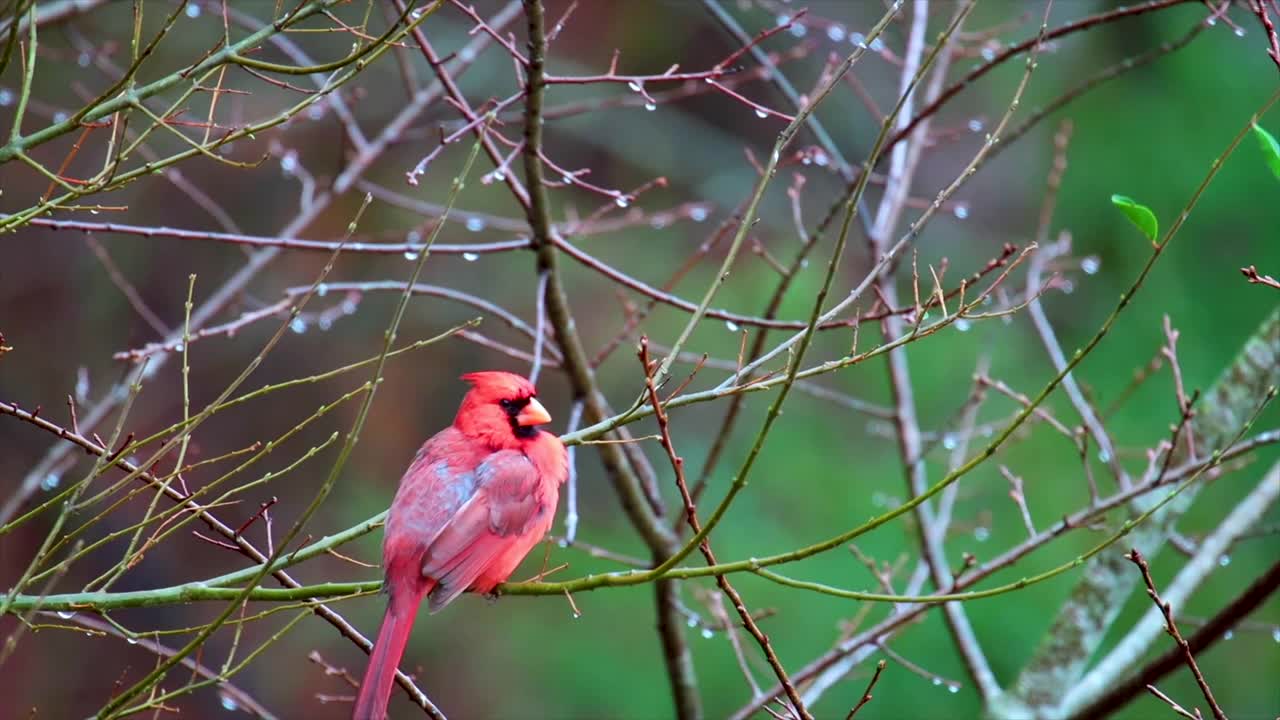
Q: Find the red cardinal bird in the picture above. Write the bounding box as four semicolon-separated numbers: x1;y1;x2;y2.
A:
352;371;567;720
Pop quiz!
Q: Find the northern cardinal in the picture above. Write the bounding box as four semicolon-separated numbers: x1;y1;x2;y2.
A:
352;371;567;720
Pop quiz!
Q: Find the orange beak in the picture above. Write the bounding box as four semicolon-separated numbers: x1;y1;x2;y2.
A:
516;397;552;426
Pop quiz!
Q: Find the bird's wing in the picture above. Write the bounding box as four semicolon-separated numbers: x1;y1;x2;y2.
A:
419;449;550;611
382;428;481;567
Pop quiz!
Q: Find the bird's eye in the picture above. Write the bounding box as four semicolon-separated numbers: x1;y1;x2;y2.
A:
499;399;514;409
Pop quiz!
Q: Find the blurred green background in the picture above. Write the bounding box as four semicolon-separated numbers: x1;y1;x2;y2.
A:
1;1;1277;717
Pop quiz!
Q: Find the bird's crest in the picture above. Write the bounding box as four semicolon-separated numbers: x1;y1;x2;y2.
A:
460;371;535;400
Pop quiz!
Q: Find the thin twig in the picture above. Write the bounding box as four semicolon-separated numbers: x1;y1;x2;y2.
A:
1125;549;1227;720
641;338;811;720
845;660;887;719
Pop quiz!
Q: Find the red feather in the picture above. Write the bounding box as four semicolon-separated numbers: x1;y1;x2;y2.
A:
352;372;567;720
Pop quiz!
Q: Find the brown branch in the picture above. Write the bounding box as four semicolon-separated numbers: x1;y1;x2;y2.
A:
0;401;444;718
640;338;811;720
513;3;698;717
1241;264;1280;289
726;427;1278;720
890;0;1198;146
17;216;531;256
1;0;511;531
1124;549;1228;720
844;660;887;719
51;612;277;719
1071;558;1280;720
1249;0;1280;73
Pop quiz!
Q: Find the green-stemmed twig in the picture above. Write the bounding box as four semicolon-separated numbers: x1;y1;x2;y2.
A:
0;356;148;656
92;275;199;593
648;0;970;582
7;3;35;144
96;115;483;714
999;89;1280;719
91;189;373;716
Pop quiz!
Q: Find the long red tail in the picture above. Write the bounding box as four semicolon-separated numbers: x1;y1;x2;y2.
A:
352;583;429;720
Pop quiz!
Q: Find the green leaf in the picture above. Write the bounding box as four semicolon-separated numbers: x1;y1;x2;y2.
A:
1251;123;1280;181
1110;194;1158;243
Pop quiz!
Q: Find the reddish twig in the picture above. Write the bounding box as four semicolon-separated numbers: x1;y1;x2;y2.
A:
640;337;812;720
1125;548;1228;720
1249;0;1280;72
51;612;276;718
891;0;1198;146
1241;264;1280;289
1072;558;1280;720
233;497;278;539
845;660;887;719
